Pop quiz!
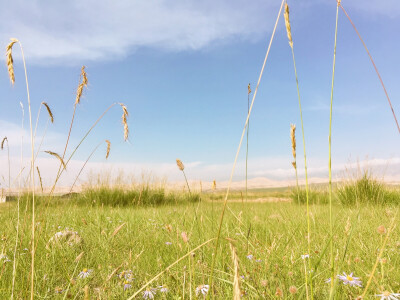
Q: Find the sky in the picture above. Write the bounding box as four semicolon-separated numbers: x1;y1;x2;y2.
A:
1;0;400;188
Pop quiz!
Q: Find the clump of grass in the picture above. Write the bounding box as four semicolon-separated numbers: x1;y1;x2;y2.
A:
73;186;200;207
291;187;330;205
337;171;399;206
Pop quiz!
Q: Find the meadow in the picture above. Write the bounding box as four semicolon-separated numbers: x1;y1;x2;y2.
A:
0;186;399;299
2;0;400;299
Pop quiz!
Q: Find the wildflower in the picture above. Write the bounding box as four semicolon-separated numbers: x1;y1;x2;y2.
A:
195;284;209;297
142;288;156;299
377;225;386;235
78;268;93;279
246;254;253;260
301;254;310;259
118;270;134;280
375;291;400;300
181;232;189;243
158;285;169;293
0;254;11;263
337;272;362;287
123;281;132;291
54;287;64;294
165;242;172;246
261;280;268;287
325;278;332;284
275;287;283;297
289;286;298;294
256;259;262;263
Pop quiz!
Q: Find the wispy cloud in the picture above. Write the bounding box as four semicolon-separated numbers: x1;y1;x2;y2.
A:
0;0;278;63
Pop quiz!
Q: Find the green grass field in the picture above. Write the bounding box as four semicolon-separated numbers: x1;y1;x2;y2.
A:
1;188;399;299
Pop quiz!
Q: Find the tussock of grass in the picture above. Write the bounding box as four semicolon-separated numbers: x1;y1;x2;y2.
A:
337;172;400;206
72;186;200;207
291;187;330;205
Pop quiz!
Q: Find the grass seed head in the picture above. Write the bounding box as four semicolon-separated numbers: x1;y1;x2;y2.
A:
75;66;88;105
105;140;111;159
290;124;296;159
44;151;67;170
212;180;216;190
119;103;129;141
284;3;293;48
6;38;18;85
36;166;44;193
41;102;54;123
1;137;7;150
247;83;251;95
176;159;184;171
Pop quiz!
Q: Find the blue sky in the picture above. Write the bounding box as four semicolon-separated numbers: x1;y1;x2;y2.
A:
1;0;400;186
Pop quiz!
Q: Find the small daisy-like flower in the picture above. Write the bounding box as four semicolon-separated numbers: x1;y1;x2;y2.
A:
375;291;400;300
337;272;362;287
256;259;262;263
195;284;210;297
246;254;253;260
301;254;310;259
158;285;169;293
0;254;11;263
78;268;93;279
142;288;156;299
123;281;132;291
325;278;332;284
118;270;134;280
165;242;172;246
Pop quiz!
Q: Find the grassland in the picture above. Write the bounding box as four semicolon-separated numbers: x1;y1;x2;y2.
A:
0;187;399;299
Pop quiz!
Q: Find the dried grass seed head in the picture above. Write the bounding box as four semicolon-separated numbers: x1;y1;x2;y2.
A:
6;38;18;85
119;103;129;141
284;3;293;48
1;137;7;150
44;150;67;170
105;140;111;159
41;102;54;123
290;123;296;159
75;66;88;105
247;83;251;95
176;159;184;171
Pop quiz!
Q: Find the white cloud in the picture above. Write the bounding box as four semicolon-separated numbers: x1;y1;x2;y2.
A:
0;0;278;63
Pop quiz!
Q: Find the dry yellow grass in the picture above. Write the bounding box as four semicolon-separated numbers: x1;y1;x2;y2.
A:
1;137;7;150
6;38;18;85
105;140;111;159
44;151;67;170
119;103;129;141
36;166;43;193
75;66;88;105
176;159;184;171
41;102;54;123
284;4;293;48
229;243;241;300
290;123;296;163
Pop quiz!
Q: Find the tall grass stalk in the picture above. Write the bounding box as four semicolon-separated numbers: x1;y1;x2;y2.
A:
176;159;191;195
208;0;285;296
284;3;313;297
245;83;251;203
339;4;400;134
69;140;110;193
16;39;36;300
290;124;300;203
11;102;24;300
1;137;11;191
328;1;340;297
50;102;128;195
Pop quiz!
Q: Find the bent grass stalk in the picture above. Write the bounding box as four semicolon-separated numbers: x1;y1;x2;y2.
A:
245;83;251;203
11;103;24;300
7;38;37;300
339;4;400;134
50;102;129;195
284;3;313;298
208;0;285;296
176;159;191;195
328;1;340;297
69;140;110;193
